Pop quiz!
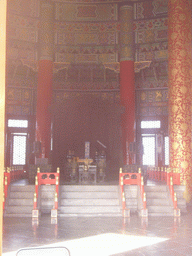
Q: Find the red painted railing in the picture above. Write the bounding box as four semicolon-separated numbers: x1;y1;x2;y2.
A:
140;176;146;210
167;172;180;212
34;167;60;211
167;172;180;186
119;168;146;215
3;166;27;210
147;166;181;215
119;169;126;215
4;166;26;183
147;166;181;184
119;172;141;185
147;167;164;181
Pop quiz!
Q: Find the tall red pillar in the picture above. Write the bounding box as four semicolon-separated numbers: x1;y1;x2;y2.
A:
168;0;192;201
36;1;54;158
120;4;135;165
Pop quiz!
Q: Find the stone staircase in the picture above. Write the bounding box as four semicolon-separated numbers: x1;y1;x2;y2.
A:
145;185;174;216
124;185;138;214
58;185;122;217
40;185;56;214
4;183;187;217
4;185;35;217
174;185;187;213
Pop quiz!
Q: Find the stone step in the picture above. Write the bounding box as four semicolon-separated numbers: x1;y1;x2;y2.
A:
40;199;55;206
60;198;119;206
125;199;137;212
144;185;174;216
147;198;170;206
5;183;185;217
60;191;118;199
124;186;138;213
5;185;34;216
125;198;137;205
58;185;121;217
60;185;119;192
9;192;34;199
40;193;55;199
58;212;122;217
40;185;56;191
8;198;33;206
10;185;35;192
5;205;33;214
173;185;187;213
144;185;167;192
124;185;138;198
146;192;168;199
4;213;32;217
40;186;56;199
39;187;55;213
174;185;185;197
177;199;187;212
59;205;121;214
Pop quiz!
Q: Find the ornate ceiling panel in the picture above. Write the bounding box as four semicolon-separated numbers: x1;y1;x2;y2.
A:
55;2;118;21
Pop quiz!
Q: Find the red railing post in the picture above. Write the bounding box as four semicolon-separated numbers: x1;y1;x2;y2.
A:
33;193;37;210
173;192;177;209
6;168;10;185
154;167;156;180
167;172;169;186
120;176;124;193
169;176;173;200
157;167;160;181
139;174;147;217
143;192;146;209
138;171;141;185
161;167;164;181
169;175;178;210
54;192;58;209
4;176;8;198
140;175;146;209
119;169;146;217
35;175;39;197
119;168;130;217
140;176;144;198
56;167;60;195
119;168;123;192
163;167;165;181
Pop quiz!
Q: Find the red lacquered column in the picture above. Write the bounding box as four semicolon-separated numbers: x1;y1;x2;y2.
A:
168;0;192;201
36;1;54;158
120;4;135;165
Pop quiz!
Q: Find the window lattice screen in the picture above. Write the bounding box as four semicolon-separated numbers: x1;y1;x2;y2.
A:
141;121;161;129
142;136;155;166
13;135;27;165
164;136;169;166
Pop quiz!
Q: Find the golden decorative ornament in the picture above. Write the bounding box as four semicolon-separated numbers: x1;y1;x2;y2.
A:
180;86;188;94
179;14;186;21
171;68;177;76
171;32;177;41
172;105;178;113
141;92;146;101
172;142;179;150
181;123;188;131
180;49;187;57
181;160;189;169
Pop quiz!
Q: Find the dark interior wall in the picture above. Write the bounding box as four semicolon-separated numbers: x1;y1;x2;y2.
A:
51;95;123;179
